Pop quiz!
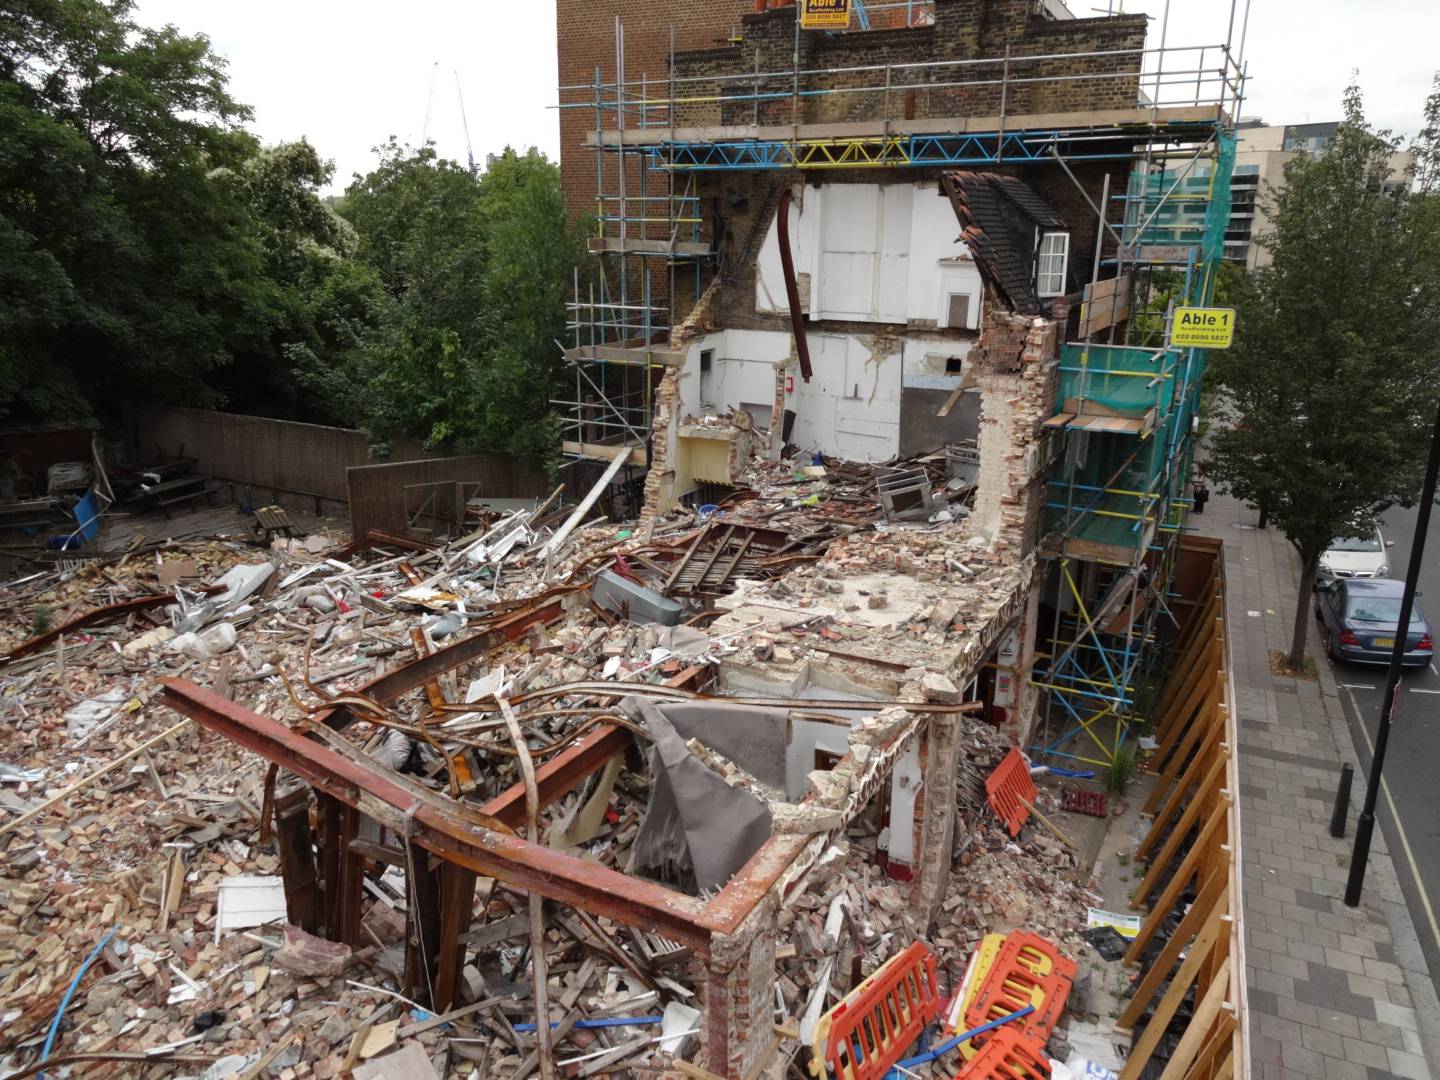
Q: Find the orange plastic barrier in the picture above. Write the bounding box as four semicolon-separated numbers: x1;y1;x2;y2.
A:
953;1024;1052;1079
985;748;1038;837
809;941;944;1080
965;932;1076;1043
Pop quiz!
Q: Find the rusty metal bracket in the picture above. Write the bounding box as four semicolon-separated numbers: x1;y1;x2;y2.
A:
160;678;722;954
0;593;172;668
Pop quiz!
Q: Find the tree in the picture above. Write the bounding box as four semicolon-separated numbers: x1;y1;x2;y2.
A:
0;2;368;423
1204;82;1440;670
313;143;587;464
0;0;257;419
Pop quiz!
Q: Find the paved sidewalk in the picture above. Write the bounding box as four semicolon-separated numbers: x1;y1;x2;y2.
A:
1188;490;1440;1080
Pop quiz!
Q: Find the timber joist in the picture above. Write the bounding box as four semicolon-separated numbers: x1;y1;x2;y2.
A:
1115;536;1243;1080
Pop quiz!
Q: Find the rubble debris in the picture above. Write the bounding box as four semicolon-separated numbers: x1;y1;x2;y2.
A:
0;434;1126;1079
275;925;352;977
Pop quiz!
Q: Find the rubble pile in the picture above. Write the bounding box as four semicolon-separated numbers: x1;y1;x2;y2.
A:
0;442;1124;1079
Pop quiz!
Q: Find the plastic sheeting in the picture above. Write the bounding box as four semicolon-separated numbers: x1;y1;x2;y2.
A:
620;697;788;893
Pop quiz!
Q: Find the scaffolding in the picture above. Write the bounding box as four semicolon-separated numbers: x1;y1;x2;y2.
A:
1031;131;1238;767
556;5;1247;467
556;6;1244;760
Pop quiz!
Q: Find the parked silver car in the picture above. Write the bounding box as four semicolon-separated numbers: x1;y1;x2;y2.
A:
1314;578;1434;667
1317;528;1392;581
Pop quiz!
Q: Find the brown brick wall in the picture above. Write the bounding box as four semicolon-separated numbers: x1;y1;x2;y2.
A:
555;0;753;228
670;0;1148;128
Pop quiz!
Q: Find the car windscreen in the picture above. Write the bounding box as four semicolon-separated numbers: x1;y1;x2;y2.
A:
1330;535;1382;552
1347;596;1402;622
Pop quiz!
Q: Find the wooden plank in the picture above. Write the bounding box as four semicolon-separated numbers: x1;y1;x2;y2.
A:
561;441;642;463
1120;863;1226;1010
588;237;713;257
1154;957;1232;1080
936;383;966;418
1079;273;1132;336
1129;793;1228;918
564;344;686;367
1119;899;1225;1080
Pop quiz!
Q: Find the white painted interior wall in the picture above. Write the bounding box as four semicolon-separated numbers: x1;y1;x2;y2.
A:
678;180;988;465
755;181;983;330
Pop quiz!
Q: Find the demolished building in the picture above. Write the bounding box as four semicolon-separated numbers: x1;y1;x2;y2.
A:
0;2;1248;1078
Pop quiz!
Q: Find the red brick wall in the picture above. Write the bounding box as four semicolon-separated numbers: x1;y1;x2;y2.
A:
555;0;754;227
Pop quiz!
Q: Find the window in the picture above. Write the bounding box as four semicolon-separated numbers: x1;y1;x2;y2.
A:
945;293;971;329
1036;232;1069;298
699;349;714;406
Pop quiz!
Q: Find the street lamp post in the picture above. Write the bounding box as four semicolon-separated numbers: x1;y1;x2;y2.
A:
1345;396;1440;908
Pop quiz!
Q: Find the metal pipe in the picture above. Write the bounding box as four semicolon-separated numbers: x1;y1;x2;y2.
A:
557;42;1229;95
776;187;813;382
1346;396;1440;907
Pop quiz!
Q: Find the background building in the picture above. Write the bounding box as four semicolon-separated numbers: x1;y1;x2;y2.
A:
1219;120;1414;268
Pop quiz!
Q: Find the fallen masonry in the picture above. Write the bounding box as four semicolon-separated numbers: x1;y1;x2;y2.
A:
0;413;1195;1079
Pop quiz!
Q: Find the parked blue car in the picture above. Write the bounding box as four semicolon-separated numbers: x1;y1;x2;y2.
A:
1314;578;1434;668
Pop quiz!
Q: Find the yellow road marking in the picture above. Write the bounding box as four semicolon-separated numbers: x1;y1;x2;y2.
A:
1341;685;1440;956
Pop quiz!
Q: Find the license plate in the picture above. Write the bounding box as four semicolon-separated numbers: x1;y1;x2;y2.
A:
1373;638;1395;648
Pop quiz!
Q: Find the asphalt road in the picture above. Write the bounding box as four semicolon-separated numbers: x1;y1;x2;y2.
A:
1326;501;1440;984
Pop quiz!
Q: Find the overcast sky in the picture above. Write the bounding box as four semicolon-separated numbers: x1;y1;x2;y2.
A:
134;0;1439;194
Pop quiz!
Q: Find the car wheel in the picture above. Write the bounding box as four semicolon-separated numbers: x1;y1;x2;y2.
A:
1324;630;1339;663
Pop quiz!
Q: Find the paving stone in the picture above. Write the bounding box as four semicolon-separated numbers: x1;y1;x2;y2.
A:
1328;1057;1377;1080
1303;1025;1350;1058
1193;491;1432;1080
1348;1041;1399;1070
1360;1020;1410;1050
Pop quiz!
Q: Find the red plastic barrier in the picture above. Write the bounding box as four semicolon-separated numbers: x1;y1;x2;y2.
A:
1061;786;1108;818
812;941;943;1080
985;748;1038;837
965;932;1076;1042
953;1024;1052;1079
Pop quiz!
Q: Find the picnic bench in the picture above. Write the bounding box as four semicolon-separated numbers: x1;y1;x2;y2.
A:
133;474;221;517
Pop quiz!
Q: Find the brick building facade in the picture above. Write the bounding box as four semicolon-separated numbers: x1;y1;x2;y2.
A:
554;0;753;227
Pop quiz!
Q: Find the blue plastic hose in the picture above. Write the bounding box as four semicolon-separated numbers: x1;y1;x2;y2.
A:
882;1004;1035;1078
37;924;121;1080
515;1014;664;1033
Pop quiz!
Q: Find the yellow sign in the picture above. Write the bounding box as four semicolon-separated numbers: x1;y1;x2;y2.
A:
1170;306;1236;349
801;0;851;29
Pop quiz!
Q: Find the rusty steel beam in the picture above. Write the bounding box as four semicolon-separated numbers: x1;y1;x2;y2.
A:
481;723;631;829
321;590;575;730
362;590;572;704
0;593;172;668
776;188;813;382
480;664;710;828
160;679;721;954
368;529;439;553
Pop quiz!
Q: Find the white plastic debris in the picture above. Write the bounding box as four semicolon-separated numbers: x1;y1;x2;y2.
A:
62;690;129;740
214;875;287;944
659;1001;701;1053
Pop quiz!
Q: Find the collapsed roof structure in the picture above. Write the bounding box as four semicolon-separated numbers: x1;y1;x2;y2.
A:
0;1;1250;1078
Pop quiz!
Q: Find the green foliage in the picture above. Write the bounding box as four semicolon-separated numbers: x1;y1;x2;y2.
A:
1106;747;1137;795
2;4;585;468
306;144;587;464
30;604;52;636
0;0;377;422
1204;81;1440;665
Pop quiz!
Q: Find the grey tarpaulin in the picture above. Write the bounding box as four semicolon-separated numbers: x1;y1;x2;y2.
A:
619;698;788;893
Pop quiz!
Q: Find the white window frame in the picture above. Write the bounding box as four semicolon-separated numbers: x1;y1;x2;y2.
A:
1036;231;1070;298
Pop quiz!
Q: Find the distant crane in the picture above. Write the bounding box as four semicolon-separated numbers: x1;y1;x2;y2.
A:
455;70;476;174
421;60;439;145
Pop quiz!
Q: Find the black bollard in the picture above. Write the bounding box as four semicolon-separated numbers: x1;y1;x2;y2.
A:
1331;763;1353;839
